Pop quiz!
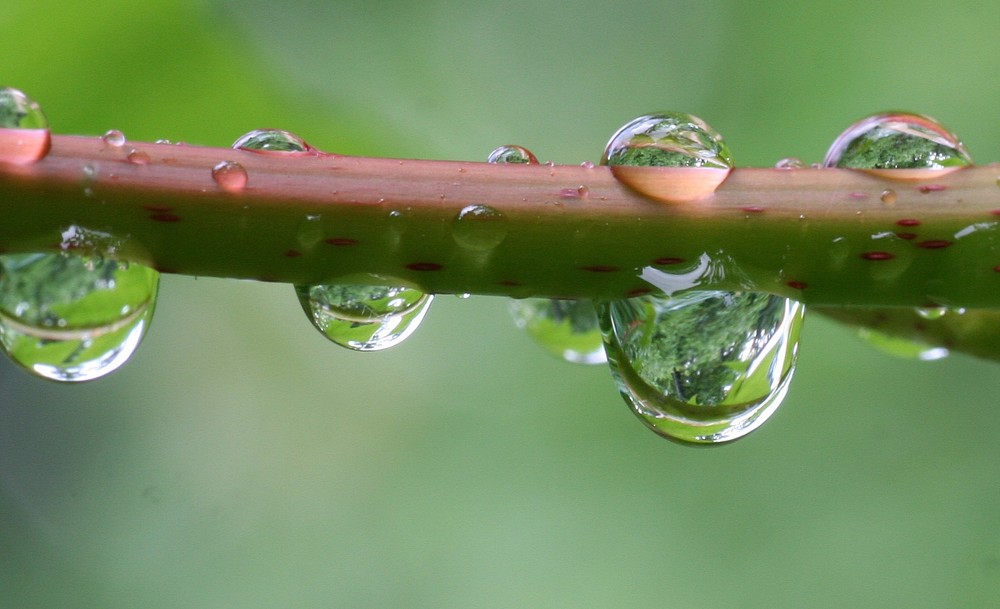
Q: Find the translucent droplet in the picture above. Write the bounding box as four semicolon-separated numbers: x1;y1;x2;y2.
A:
0;86;50;164
453;204;508;251
775;157;806;169
509;299;606;365
598;290;804;444
212;161;248;192
823;112;971;171
0;252;159;381
295;281;433;351
126;148;150;165
602;112;734;202
233;128;313;153
101;129;126;148
487;145;538;165
880;189;898;205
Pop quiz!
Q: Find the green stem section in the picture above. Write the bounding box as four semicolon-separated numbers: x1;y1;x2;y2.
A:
2;134;1000;309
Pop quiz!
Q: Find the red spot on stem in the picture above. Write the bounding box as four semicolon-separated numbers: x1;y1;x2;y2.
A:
741;205;766;213
917;184;947;193
498;280;521;286
406;262;443;271
580;265;619;273
896;232;917;240
896;218;921;227
861;251;895;261
626;287;653;297
149;212;181;222
653;257;685;265
917;240;952;249
284;250;302;257
786;280;808;290
324;237;359;246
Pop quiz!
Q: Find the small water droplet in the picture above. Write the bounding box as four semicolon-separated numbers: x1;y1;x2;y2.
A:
126;148;150;165
154;138;173;145
823;112;971;170
580;161;595;169
212;161;248;192
487;145;538;165
602;112;733;202
455;292;471;300
880;189;898;205
598;290;803;444
101;129;126;148
0;251;159;381
915;306;947;320
509;299;606;365
233;128;313;153
296;214;324;250
0;87;50;164
295;281;433;351
452;204;508;251
775;157;806;169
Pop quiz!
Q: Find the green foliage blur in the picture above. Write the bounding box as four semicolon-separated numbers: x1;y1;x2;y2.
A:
2;1;999;607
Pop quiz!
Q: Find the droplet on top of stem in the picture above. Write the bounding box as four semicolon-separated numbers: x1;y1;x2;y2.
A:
0;252;159;381
295;281;433;352
823;112;971;179
0;86;50;164
487;145;538;165
233;128;314;153
598;290;804;445
601;112;734;202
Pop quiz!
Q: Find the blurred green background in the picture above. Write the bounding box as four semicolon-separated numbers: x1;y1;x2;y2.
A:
2;1;1000;607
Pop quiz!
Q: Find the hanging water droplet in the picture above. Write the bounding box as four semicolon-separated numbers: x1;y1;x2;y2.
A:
212;160;248;192
101;129;126;148
487;145;538;165
0;86;50;164
0;251;159;381
295;281;433;351
453;204;508;251
598;290;804;444
823;112;971;175
233;128;313;153
602;112;734;202
509;299;606;365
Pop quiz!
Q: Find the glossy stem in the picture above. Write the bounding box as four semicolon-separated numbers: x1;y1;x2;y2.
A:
1;134;1000;309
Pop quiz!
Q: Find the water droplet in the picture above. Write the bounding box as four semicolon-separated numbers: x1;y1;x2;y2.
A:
601;112;734;202
823;112;971;174
212;161;248;192
295;281;433;351
101;129;126;148
453;204;508;251
487;145;538;165
126;148;150;165
296;214;323;250
233;128;313;153
775;157;806;169
509;299;606;365
855;327;949;361
580;161;595;169
598;290;804;444
0;86;50;164
880;189;898;205
0;251;159;381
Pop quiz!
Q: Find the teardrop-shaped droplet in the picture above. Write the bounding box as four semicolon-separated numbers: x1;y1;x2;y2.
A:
509;299;606;365
0;86;50;164
453;204;508;251
295;281;433;351
823;112;971;172
598;290;804;444
233;128;313;153
602;112;734;202
487;145;538;165
212;160;248;192
0;252;159;381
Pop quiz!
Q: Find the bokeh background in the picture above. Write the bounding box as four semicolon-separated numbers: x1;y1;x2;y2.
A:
3;1;1000;607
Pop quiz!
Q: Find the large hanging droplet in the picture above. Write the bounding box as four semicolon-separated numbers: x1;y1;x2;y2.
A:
601;112;733;202
0;252;159;381
509;299;606;365
598;290;804;445
823;112;971;175
295;281;433;351
0;86;50;164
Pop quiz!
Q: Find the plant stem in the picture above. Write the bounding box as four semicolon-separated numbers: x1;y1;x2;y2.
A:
2;134;1000;309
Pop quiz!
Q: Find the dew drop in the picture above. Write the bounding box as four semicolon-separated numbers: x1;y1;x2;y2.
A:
233;128;313;153
101;129;126;148
880;189;898;205
598;290;804;444
487;145;538;165
823;112;971;171
126;148;151;165
775;157;806;169
453;204;508;251
0;251;159;381
295;281;433;351
212;160;248;192
509;299;606;365
602;112;734;202
0;86;50;164
296;214;324;250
